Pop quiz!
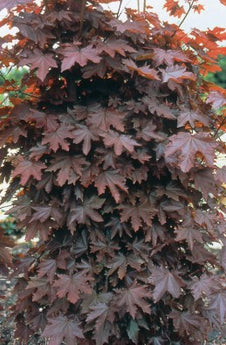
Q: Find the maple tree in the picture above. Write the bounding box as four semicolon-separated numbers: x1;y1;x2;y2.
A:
0;0;226;344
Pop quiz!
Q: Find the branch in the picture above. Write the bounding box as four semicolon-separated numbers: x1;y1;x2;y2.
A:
43;0;49;13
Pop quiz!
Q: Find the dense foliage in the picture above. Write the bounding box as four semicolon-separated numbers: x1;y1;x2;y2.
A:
0;0;226;344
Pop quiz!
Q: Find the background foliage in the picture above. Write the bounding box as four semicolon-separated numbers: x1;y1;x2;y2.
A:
205;56;226;89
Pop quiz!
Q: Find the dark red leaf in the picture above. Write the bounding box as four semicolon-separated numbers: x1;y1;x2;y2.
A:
87;105;125;132
145;99;176;120
54;271;93;304
177;109;209;127
72;124;98;155
20;49;57;82
13;13;55;47
119;199;153;231
31;205;63;225
107;253;144;279
0;231;14;269
101;130;140;155
0;126;27;146
97;39;136;58
86;297;115;345
175;226;203;250
12;159;46;185
193;168;217;199
38;259;57;283
165;132;217;172
42;125;74;152
42;315;84;345
189;243;216;265
124;59;160;80
161;65;196;83
67;196;104;227
47;154;87;186
189;274;219;300
59;43;102;71
115;283;151;318
152;48;191;66
207;291;226;324
14;318;33;345
214;166;226;184
170;310;204;336
136;120;166;141
95;170;128;202
149;267;185;302
26;277;55;302
194;209;215;233
206;90;226;108
110;19;148;34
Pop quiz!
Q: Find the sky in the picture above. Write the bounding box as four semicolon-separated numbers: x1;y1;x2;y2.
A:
104;0;226;32
0;0;226;35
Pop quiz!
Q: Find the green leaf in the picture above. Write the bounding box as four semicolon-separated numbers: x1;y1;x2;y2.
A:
127;319;139;344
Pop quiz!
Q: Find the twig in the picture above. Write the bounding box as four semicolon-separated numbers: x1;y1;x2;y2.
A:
117;0;123;18
117;0;131;19
170;0;195;40
143;0;147;12
178;0;195;29
43;0;49;13
214;117;226;138
137;0;140;13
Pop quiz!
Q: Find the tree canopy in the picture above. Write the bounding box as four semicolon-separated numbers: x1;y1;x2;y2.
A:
0;1;225;344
